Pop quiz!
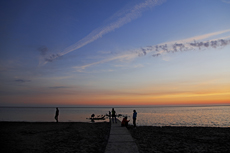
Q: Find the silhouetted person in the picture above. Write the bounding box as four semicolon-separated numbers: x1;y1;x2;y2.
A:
91;114;95;118
109;111;111;121
90;114;95;122
112;108;117;123
55;107;59;123
121;117;130;127
133;110;137;128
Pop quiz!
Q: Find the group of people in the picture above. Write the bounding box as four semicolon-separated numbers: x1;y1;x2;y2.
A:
109;108;137;128
55;107;138;128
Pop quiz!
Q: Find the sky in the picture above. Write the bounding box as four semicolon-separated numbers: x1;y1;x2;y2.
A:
0;0;230;107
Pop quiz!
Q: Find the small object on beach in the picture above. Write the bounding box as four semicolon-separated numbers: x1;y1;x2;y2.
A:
87;114;106;121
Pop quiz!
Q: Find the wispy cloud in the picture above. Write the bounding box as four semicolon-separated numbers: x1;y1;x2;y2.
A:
174;29;230;43
41;0;166;65
97;50;112;54
15;79;31;83
73;52;137;72
0;60;21;72
148;38;230;57
134;64;144;68
222;0;230;4
38;46;48;56
49;86;70;89
38;46;62;64
73;29;230;72
135;29;230;57
44;53;61;62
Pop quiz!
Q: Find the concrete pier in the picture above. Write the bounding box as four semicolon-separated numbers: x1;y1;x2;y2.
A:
105;120;139;153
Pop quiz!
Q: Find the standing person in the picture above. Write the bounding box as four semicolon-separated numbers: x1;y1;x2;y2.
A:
55;107;59;123
133;110;137;128
109;111;111;121
112;108;117;123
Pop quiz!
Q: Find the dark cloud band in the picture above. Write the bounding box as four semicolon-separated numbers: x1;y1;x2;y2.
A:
140;39;230;57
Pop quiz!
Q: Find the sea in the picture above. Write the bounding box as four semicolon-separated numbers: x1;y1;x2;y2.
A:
0;106;230;127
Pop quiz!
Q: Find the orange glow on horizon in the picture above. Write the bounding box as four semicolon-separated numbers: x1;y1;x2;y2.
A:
1;90;229;106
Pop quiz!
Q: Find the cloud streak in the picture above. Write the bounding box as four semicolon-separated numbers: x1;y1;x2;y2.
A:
49;86;70;89
73;52;137;72
15;79;31;83
73;29;230;72
41;0;165;65
222;0;230;4
137;29;230;57
38;46;48;56
148;38;230;57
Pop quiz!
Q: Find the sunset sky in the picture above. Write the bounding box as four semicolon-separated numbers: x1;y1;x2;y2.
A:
1;0;230;107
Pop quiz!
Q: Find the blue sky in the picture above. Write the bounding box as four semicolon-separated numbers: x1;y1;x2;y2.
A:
0;0;230;106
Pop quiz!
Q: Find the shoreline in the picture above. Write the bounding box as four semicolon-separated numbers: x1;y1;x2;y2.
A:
1;121;229;128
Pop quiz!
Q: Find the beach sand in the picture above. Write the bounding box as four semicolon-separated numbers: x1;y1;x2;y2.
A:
0;122;110;153
1;122;230;153
128;126;230;153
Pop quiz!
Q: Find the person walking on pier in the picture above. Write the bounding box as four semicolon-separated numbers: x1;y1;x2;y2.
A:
112;108;117;123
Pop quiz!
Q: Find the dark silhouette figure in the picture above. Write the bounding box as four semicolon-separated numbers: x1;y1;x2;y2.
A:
91;114;95;118
55;107;59;122
121;116;130;127
133;110;137;128
109;111;111;121
112;108;117;123
91;114;95;122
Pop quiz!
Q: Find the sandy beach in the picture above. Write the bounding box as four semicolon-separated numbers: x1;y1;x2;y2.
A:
128;126;230;153
0;122;110;153
1;121;230;153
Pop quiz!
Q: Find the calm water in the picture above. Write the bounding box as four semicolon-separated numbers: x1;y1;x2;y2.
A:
0;106;230;127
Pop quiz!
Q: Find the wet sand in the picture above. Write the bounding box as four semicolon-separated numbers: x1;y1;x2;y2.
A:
128;126;230;153
0;122;110;153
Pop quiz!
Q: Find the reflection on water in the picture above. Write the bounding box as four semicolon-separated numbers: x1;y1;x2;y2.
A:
130;106;230;127
0;106;229;127
0;107;111;123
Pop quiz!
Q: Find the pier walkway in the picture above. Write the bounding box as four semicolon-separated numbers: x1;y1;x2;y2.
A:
105;120;139;153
